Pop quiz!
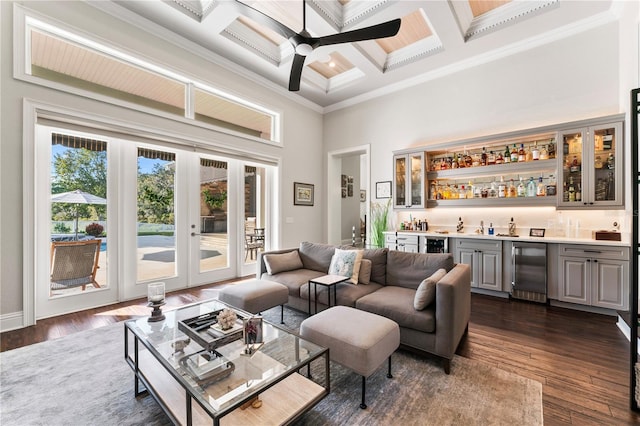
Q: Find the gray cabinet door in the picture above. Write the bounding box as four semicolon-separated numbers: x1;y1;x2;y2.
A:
558;256;590;305
478;250;502;291
457;248;477;288
592;259;628;310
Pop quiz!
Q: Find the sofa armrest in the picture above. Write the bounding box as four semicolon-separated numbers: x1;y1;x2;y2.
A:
434;263;471;358
256;248;300;278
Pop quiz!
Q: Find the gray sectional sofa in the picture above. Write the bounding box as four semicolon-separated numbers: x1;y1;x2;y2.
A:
256;242;471;373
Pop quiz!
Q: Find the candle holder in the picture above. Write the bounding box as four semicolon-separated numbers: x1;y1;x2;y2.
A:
147;282;166;322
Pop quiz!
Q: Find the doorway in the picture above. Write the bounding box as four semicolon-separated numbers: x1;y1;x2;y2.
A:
327;145;370;246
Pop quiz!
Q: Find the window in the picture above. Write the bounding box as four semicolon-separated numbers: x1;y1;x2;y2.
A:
18;9;280;143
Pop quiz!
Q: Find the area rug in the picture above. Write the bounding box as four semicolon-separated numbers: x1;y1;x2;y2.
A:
0;306;542;426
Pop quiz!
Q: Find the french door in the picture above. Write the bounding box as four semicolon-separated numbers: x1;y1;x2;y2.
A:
35;124;271;319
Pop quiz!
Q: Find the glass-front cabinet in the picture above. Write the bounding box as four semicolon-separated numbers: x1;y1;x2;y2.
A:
393;151;425;209
557;122;622;208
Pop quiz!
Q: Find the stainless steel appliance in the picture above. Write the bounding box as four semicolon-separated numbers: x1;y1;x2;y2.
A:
424;237;448;253
511;242;547;303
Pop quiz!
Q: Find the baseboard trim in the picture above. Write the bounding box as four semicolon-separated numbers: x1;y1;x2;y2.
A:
548;300;618;316
0;311;25;333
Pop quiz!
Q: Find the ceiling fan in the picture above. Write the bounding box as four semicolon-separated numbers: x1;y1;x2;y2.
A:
234;0;401;91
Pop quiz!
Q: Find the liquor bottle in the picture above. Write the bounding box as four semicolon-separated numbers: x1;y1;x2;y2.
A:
518;144;526;162
532;142;540;160
458;185;466;199
539;145;549;160
525;145;533;162
504;145;511;163
430;181;437;200
481;147;487;166
457;153;465;168
607;152;615;169
548;139;556;158
568;177;576;202
510;144;518;163
451;155;458;169
467;181;473;199
575;183;582;202
487;151;496;165
488;181;497;198
545;174;557;196
517;177;526;197
508;179;517;198
526;177;536;197
464;151;473;168
496;152;504;164
498;176;506;198
570;156;580;172
536;176;546;196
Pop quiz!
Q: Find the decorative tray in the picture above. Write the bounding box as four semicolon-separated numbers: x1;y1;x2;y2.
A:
180;350;235;388
178;309;244;352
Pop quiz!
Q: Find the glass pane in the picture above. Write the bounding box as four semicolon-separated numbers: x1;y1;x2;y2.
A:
244;165;265;265
410;154;422;206
194;89;274;141
31;30;185;116
137;148;176;282
561;131;583;203
50;134;108;296
200;158;229;272
593;127;616;201
395;156;406;207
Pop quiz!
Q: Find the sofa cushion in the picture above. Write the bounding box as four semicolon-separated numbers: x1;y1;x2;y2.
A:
301;282;383;307
414;268;447;310
386;251;454;290
356;286;435;333
347;246;387;285
260;269;325;296
299;242;336;273
328;248;363;284
358;259;372;284
263;251;304;275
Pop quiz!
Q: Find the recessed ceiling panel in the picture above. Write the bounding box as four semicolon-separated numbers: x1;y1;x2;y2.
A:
308;51;354;79
376;9;432;54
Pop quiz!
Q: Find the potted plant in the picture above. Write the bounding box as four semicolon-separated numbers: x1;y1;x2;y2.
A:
85;222;104;237
369;199;391;248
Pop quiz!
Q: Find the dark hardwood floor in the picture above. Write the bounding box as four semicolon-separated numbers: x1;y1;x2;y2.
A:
1;282;639;425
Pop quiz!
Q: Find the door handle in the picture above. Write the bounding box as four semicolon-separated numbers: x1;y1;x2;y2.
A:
191;232;201;237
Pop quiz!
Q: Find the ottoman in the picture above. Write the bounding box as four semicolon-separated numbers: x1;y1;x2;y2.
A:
219;279;288;324
300;306;400;409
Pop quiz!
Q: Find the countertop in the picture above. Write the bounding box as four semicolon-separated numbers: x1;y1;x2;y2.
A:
383;230;630;247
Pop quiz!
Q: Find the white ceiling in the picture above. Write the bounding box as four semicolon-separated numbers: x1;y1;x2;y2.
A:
94;0;615;111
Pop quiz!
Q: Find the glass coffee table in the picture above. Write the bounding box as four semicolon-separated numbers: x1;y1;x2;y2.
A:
124;299;329;426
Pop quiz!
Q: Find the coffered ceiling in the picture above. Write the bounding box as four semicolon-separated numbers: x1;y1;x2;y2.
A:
94;0;614;110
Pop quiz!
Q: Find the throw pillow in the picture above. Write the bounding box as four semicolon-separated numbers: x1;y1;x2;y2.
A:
358;259;372;285
414;268;448;310
328;248;364;284
264;251;303;275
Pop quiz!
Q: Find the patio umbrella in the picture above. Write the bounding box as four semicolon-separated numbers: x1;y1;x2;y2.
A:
51;190;107;240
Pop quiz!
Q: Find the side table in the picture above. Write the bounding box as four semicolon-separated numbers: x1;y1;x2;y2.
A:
308;274;350;315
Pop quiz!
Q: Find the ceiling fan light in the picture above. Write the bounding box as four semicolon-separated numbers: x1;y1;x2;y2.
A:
295;43;313;56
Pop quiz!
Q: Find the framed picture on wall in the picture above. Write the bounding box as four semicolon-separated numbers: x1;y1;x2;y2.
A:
347;184;353;197
376;181;391;199
341;174;348;187
294;182;314;206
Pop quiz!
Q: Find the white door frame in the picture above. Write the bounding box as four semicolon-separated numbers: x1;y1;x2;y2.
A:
326;145;370;246
22;99;281;327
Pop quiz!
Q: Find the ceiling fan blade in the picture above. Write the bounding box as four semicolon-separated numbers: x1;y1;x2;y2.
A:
316;18;401;47
233;1;298;41
289;53;307;91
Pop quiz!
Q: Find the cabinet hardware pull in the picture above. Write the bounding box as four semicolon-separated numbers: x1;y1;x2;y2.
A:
583;250;602;253
593;259;598;263
586;259;591;262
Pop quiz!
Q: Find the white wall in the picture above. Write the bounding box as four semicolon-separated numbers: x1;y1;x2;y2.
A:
323;17;638;238
0;1;324;317
340;156;361;242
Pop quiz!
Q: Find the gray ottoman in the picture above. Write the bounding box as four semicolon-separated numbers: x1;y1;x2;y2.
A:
219;279;288;324
300;306;400;409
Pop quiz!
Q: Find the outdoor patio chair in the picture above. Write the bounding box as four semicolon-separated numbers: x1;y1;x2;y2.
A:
245;233;263;261
50;239;101;292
